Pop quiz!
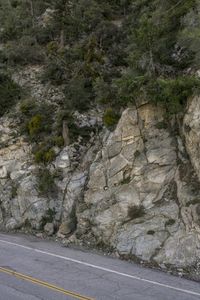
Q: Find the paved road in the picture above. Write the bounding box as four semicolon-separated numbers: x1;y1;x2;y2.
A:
0;233;200;300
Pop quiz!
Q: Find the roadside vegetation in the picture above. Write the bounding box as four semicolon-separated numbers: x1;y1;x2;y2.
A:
0;0;200;129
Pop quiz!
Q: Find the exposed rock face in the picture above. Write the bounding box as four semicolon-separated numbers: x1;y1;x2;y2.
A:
0;122;59;230
1;69;200;271
0;66;103;234
183;96;200;180
0;114;102;232
75;104;200;267
12;65;65;106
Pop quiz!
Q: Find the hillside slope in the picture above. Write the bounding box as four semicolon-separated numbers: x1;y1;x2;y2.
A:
0;0;200;277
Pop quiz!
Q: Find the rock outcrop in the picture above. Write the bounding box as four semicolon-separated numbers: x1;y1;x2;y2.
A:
0;113;102;232
74;103;200;268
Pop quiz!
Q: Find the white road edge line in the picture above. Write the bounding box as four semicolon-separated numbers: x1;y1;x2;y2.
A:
0;238;200;297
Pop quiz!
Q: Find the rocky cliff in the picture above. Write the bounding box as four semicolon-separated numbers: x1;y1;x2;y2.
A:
75;103;200;270
0;68;200;275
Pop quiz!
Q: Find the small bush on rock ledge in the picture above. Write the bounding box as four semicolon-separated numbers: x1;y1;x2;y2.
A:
28;114;43;137
103;108;120;129
36;168;57;197
127;205;145;220
19;100;63;164
34;145;55;164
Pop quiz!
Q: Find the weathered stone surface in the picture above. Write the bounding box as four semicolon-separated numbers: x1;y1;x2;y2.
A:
155;230;200;267
12;66;65;105
184;96;200;181
44;223;54;236
55;148;70;169
5;218;20;230
58;221;74;236
0;166;7;179
75;103;200;269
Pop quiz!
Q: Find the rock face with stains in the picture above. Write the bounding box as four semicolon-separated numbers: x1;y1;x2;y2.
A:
75;103;200;267
0;66;200;270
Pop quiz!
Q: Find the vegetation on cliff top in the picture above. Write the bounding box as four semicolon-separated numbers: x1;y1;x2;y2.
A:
0;0;200;117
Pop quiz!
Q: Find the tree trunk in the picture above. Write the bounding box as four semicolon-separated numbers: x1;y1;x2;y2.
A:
60;29;65;49
62;120;70;146
29;0;35;28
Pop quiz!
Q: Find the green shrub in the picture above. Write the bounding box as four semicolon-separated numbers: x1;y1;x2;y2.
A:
165;219;176;226
34;150;44;164
120;177;131;185
36;168;57;197
114;74;146;106
46;41;59;56
0;72;21;116
40;208;56;228
44;149;56;163
150;76;200;114
94;77;112;104
34;26;53;45
0;50;7;64
20;99;36;116
115;73;200;114
103;108;120;128
53;136;64;147
156;121;168;130
20;101;54;139
147;230;155;235
28;114;43;137
41;60;67;85
5;37;44;66
11;183;18;198
64;76;92;111
34;146;55;164
127;205;145;220
134;150;141;159
68;122;94;144
19;102;63;163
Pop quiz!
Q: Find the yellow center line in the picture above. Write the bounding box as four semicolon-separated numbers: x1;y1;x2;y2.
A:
0;267;94;300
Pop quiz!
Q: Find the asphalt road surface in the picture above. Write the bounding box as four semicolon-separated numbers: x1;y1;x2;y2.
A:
0;233;200;300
